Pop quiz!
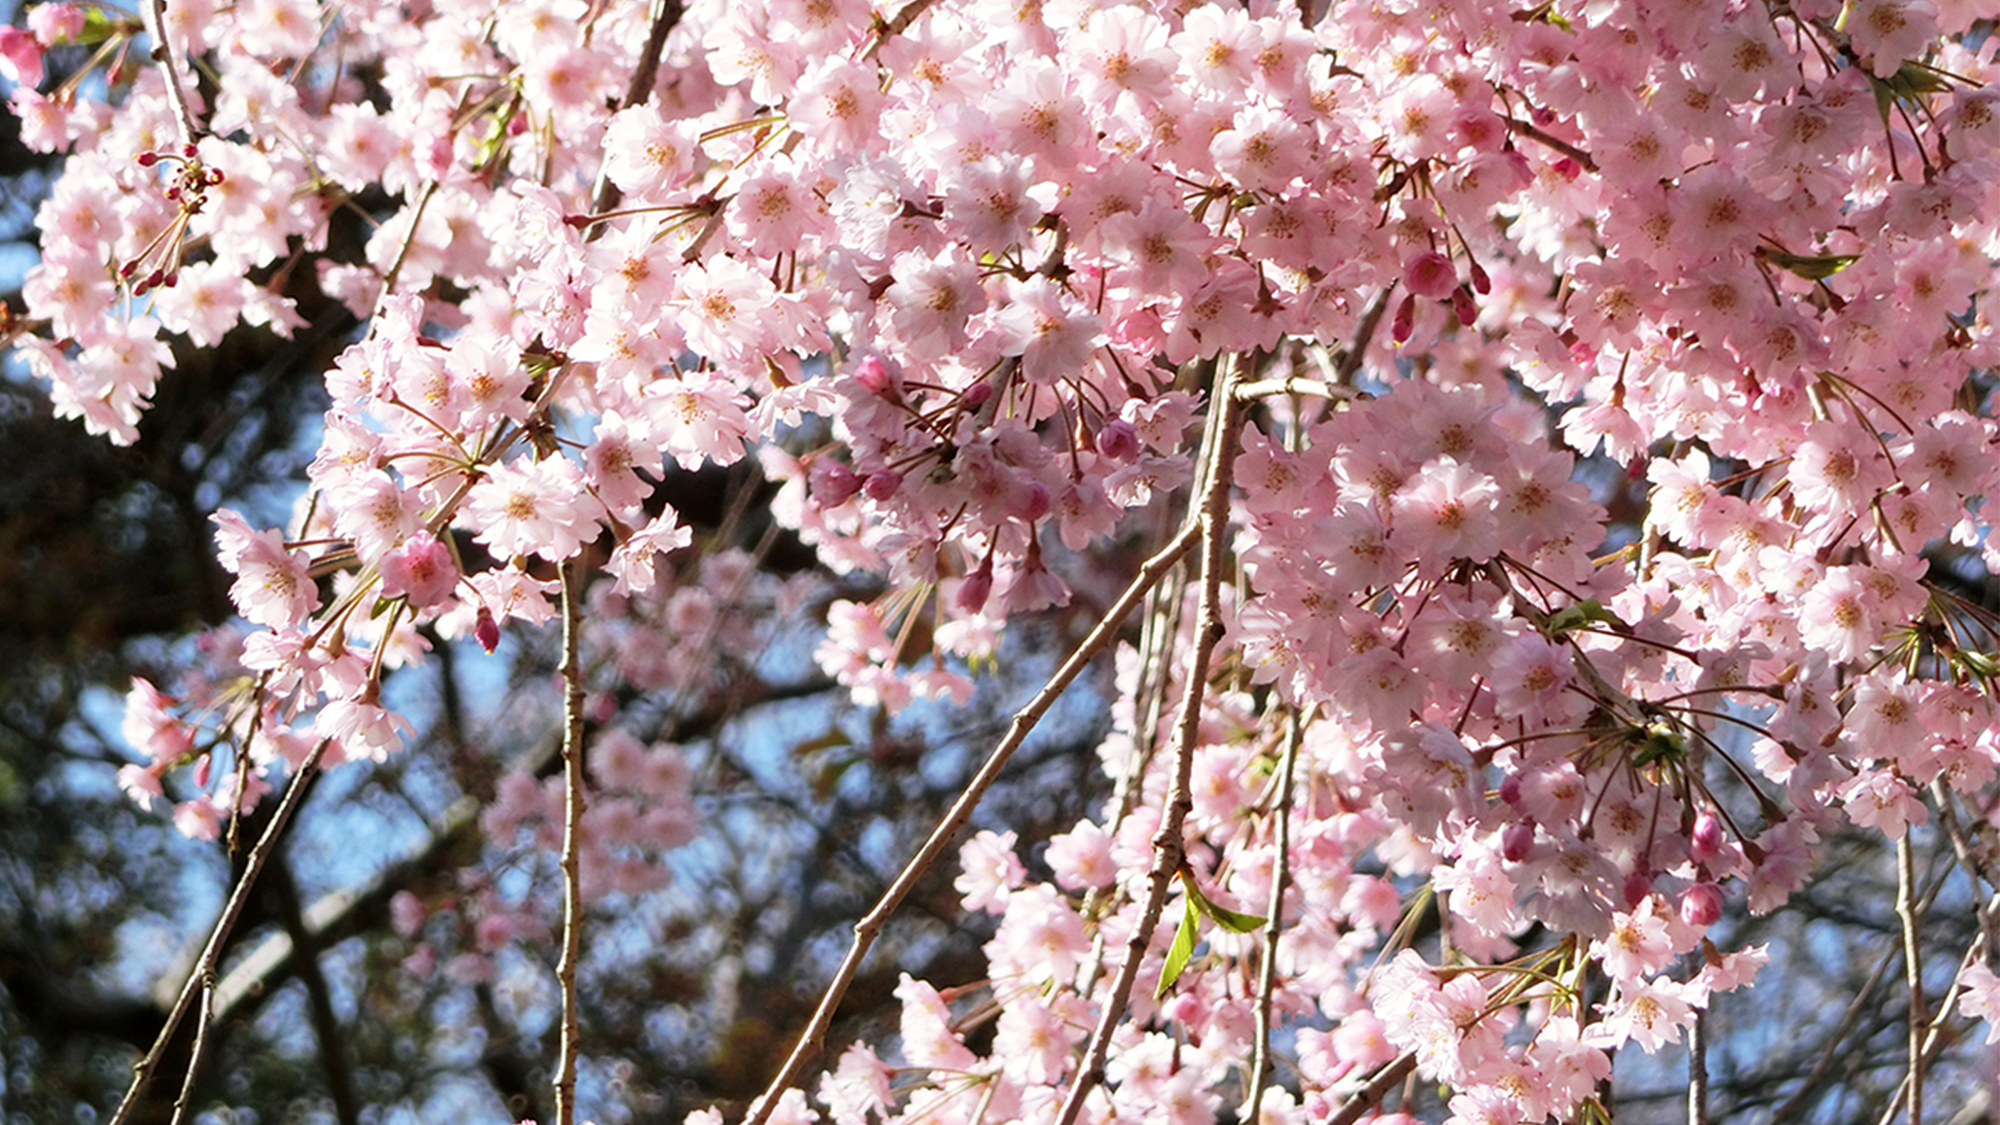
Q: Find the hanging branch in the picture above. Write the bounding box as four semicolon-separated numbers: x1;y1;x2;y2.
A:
1245;704;1304;1123
1899;832;1923;1125
554;558;588;1125
741;521;1203;1125
139;0;202;147
109;739;332;1125
1053;352;1246;1125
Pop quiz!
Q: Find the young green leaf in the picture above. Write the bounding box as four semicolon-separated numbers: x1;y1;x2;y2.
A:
1156;895;1200;998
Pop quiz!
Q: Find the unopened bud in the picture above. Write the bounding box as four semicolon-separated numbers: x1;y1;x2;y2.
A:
1391;292;1417;344
1501;820;1535;863
1690;811;1724;862
1622;868;1654;908
1680;883;1723;927
862;469;902;502
808;458;863;508
854;354;897;398
475;606;500;653
956;558;994;615
1096;419;1139;462
1451;286;1478;326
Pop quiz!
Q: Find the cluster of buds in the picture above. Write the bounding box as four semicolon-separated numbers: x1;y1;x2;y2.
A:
119;143;223;295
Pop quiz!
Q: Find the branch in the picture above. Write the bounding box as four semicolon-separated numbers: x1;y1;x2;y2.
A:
139;0;202;147
741;520;1202;1125
1245;705;1304;1123
554;559;588;1125
1054;352;1245;1125
1899;833;1924;1125
110;740;332;1125
1327;1053;1419;1125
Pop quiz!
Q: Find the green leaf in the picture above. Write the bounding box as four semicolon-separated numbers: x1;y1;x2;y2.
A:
1182;869;1267;933
1632;722;1686;768
1754;247;1862;280
1156;895;1200;998
1543;598;1629;637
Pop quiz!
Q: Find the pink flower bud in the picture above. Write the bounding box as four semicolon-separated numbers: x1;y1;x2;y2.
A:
1402;251;1458;300
1498;771;1522;806
1501;820;1535;863
854;354;898;398
475;606;501;653
1469;260;1491;295
1451;286;1478;326
1391;292;1417;344
809;458;863;508
1018;480;1051;522
1691;811;1725;862
1096;419;1139;462
962;381;993;408
1623;868;1654;908
956;557;994;615
863;469;902;502
1680;883;1723;927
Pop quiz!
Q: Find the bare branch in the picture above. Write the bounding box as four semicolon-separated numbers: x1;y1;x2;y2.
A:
1055;351;1246;1125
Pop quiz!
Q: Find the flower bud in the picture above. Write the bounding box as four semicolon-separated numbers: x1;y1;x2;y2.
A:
854;354;898;398
1096;419;1139;462
1623;868;1654;908
1501;820;1535;863
1690;811;1725;862
1451;286;1478;327
475;606;501;653
1402;251;1458;300
863;469;902;501
809;458;863;508
1391;293;1417;344
1680;883;1723;927
956;557;994;615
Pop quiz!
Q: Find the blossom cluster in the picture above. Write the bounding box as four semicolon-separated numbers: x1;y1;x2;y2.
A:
10;0;2000;1119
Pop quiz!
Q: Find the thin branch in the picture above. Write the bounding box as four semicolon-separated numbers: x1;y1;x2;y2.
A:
109;740;332;1125
1899;832;1923;1125
554;559;588;1125
165;982;212;1125
741;520;1202;1125
139;0;202;147
1327;1053;1419;1125
1245;705;1304;1124
1233;376;1360;404
1054;352;1245;1125
1689;1007;1708;1125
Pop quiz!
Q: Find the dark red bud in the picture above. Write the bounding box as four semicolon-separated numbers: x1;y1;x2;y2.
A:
862;469;902;502
1391;292;1417;344
1451;286;1478;326
475;606;500;653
